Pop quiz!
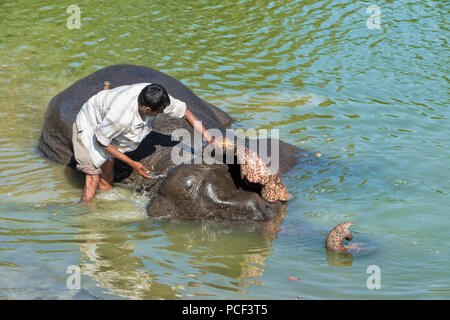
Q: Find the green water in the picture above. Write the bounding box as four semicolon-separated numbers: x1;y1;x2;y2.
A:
0;0;449;299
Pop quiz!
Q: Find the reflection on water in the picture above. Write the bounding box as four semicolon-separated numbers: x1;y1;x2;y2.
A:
326;251;354;268
1;0;449;299
74;216;177;300
0;194;284;300
72;205;285;299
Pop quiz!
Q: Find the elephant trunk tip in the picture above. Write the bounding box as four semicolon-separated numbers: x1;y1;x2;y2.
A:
325;222;355;253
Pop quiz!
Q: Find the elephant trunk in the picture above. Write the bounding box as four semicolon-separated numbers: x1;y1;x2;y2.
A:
325;222;354;252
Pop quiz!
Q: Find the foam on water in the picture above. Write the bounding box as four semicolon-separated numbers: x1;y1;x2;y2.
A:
87;185;149;222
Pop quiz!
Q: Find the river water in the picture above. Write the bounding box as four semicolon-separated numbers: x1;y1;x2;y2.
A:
0;0;448;299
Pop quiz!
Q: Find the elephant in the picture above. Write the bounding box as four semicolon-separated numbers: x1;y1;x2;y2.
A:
39;64;301;222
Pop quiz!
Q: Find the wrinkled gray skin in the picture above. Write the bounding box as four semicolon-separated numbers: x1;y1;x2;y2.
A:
39;64;301;222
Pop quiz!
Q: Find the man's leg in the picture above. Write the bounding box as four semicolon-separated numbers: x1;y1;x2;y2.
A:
81;174;100;201
73;123;104;201
99;159;114;190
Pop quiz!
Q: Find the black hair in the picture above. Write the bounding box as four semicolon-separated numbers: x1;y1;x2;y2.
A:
138;83;170;112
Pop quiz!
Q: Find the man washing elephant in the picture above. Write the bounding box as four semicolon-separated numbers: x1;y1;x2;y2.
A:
73;82;216;201
73;80;291;202
40;64;297;221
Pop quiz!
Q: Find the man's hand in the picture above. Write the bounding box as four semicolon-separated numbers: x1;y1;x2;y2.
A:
184;109;235;151
96;140;152;179
131;161;152;179
213;137;235;150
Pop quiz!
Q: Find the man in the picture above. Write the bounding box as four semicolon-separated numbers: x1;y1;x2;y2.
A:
72;82;215;201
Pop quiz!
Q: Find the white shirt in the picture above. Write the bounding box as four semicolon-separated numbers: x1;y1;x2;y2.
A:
75;83;186;168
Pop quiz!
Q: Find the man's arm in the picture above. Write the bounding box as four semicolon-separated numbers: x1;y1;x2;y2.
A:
96;140;151;179
166;97;226;148
183;108;228;149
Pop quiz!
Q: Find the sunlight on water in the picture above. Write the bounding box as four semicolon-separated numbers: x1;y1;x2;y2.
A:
0;0;449;299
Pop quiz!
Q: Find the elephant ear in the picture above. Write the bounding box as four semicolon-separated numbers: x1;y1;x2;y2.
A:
236;145;290;203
